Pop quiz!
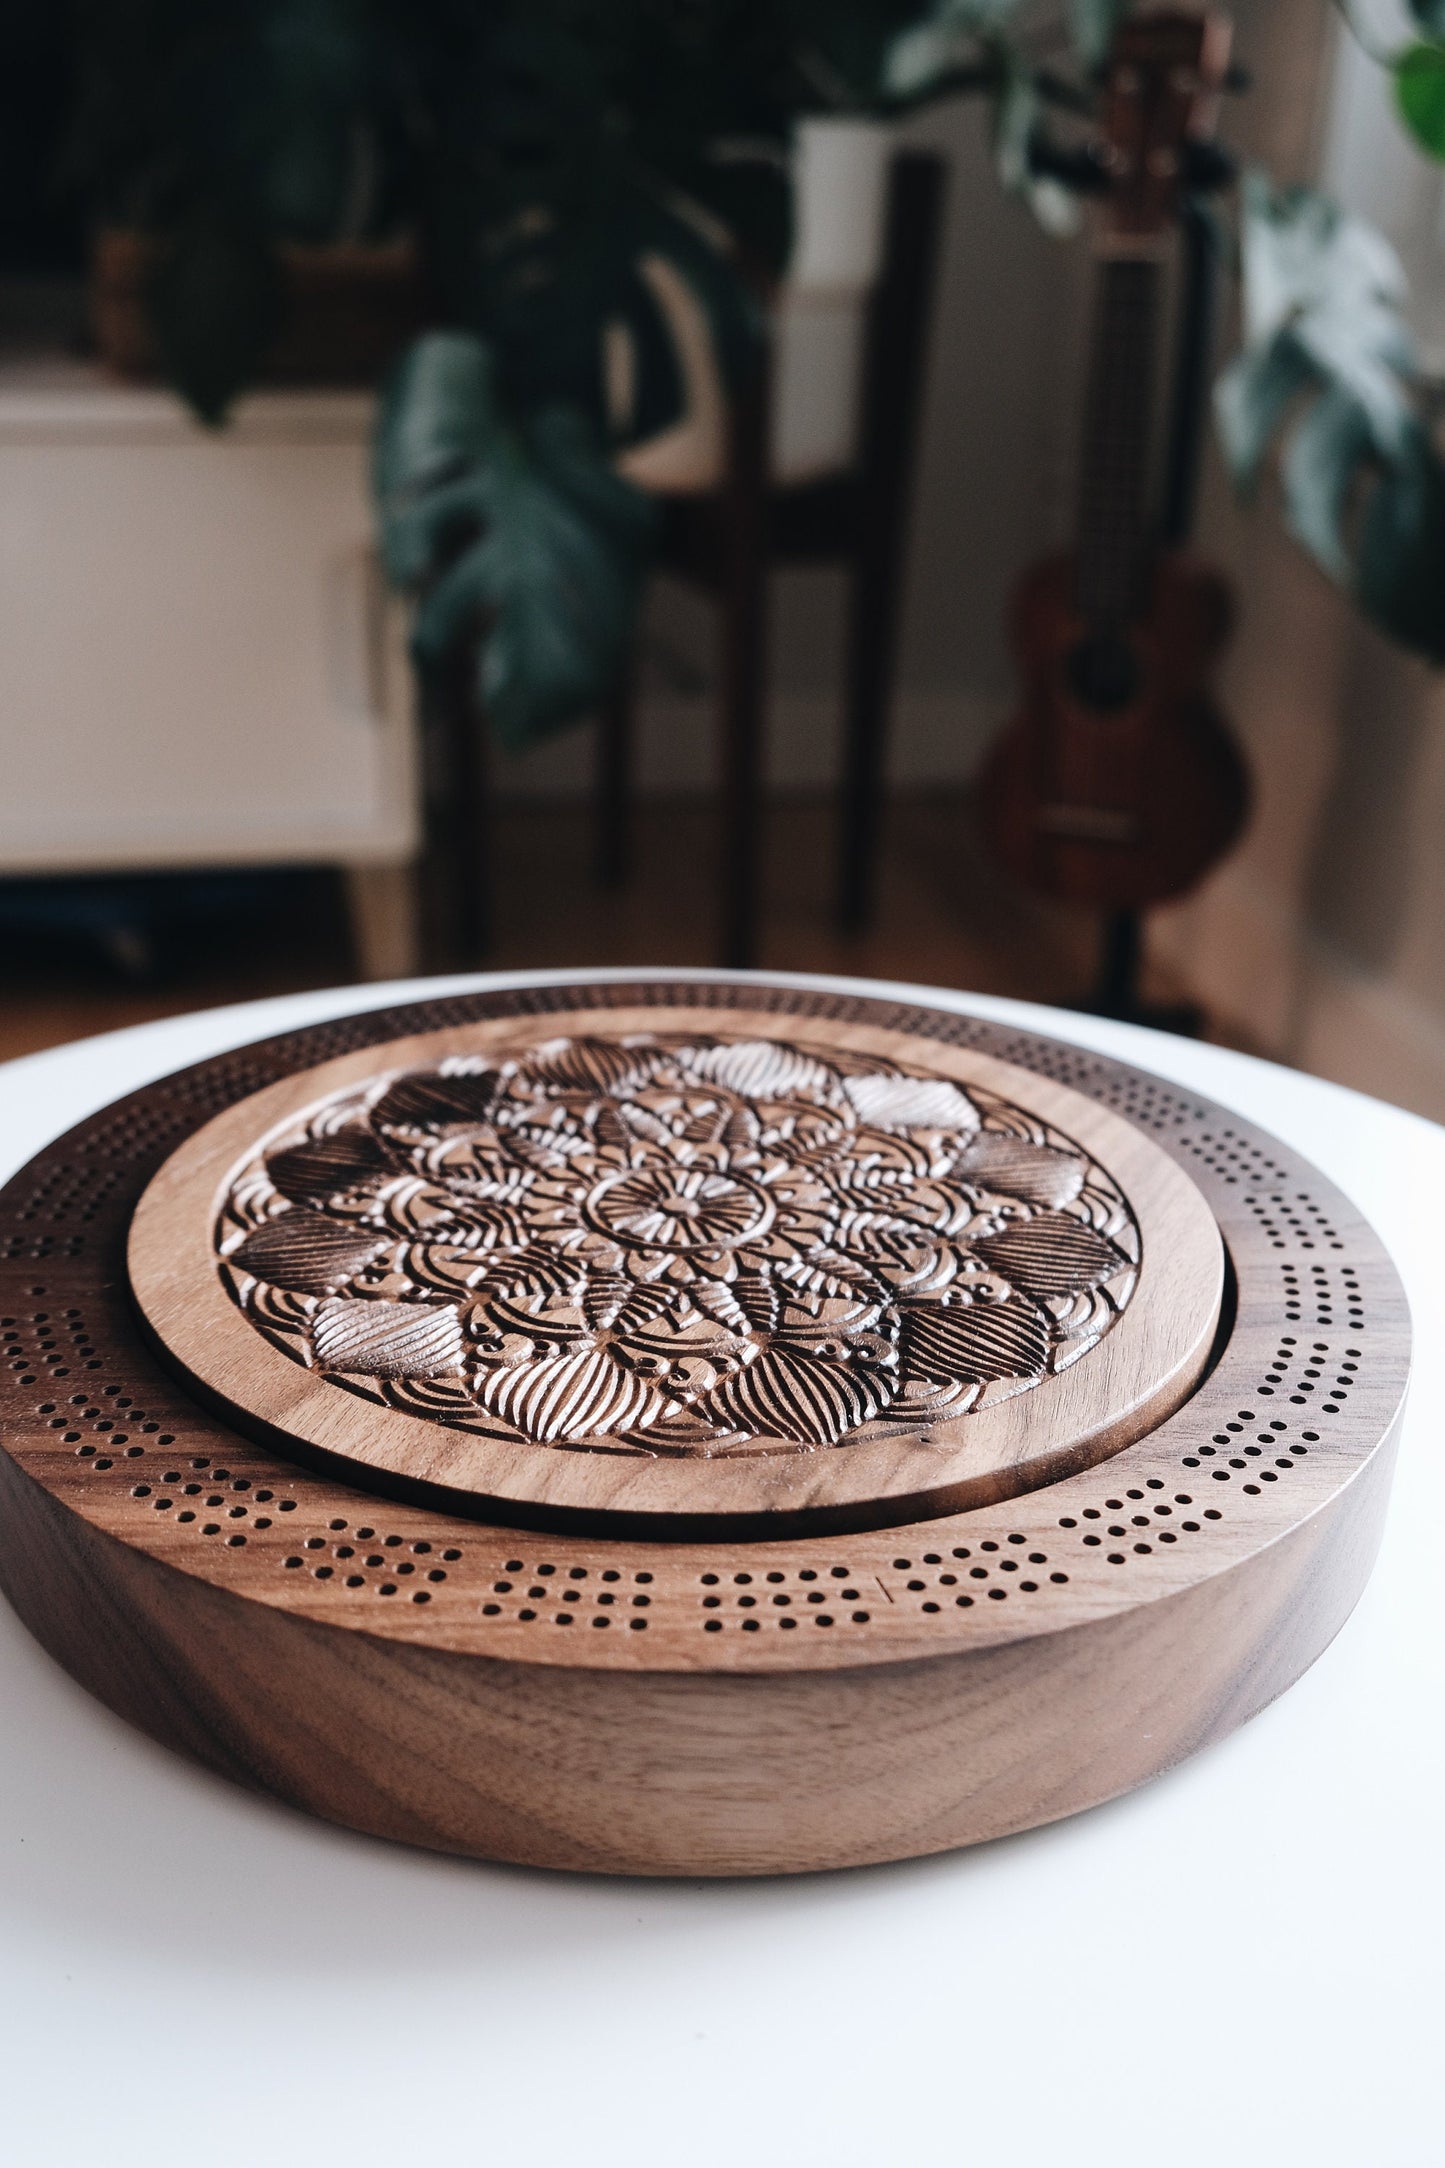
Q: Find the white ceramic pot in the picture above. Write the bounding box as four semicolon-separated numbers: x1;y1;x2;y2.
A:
616;114;897;496
787;114;893;297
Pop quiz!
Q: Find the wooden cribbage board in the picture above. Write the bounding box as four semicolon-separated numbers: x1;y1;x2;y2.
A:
0;980;1410;1875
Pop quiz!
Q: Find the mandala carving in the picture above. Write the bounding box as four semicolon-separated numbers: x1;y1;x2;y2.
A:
215;1034;1142;1458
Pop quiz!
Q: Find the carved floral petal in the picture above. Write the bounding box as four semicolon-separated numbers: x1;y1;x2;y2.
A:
900;1293;1049;1386
840;1071;979;1134
371;1065;502;1135
521;1035;661;1096
581;1272;677;1335
700;1343;889;1446
954;1134;1086;1210
228;1211;387;1294
311;1296;466;1376
478;1345;661;1441
972;1214;1127;1301
680;1038;840;1103
468;1242;593;1303
265;1127;398;1204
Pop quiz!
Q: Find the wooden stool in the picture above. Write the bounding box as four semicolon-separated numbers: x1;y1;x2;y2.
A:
596;150;947;966
417;153;945;973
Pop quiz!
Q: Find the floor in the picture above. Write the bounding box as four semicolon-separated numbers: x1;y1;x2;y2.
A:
0;790;1211;1064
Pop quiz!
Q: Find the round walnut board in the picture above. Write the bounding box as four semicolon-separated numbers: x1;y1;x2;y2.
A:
0;979;1410;1877
128;1005;1224;1534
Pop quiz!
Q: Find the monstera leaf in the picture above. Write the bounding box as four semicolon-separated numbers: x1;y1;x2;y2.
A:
1397;40;1445;159
374;332;656;747
883;0;1020;98
1358;422;1445;663
1215;173;1445;664
1067;0;1132;71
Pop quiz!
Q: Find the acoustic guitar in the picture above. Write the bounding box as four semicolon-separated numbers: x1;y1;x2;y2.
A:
980;8;1247;911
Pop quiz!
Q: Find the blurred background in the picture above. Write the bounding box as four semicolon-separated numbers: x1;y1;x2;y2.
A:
3;0;1445;1117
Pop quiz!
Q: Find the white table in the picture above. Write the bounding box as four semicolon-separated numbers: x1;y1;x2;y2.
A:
2;971;1440;2168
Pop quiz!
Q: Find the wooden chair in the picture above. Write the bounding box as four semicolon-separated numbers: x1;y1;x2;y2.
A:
595;149;947;967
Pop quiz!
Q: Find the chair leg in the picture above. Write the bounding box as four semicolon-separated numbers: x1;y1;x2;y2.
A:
838;555;895;937
594;665;635;888
418;639;490;968
718;367;771;971
720;587;765;971
344;861;421;982
838;152;946;935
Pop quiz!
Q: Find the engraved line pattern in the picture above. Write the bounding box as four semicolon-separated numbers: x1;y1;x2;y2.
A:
215;1033;1141;1458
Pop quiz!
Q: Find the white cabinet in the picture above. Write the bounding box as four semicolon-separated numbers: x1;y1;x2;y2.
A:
0;361;419;972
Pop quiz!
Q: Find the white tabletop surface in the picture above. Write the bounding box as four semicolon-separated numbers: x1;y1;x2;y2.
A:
1;968;1441;2168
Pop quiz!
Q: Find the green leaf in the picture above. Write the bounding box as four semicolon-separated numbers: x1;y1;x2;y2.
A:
374;334;656;747
991;49;1036;195
146;215;283;426
634;203;763;400
373;333;504;502
527;407;656;550
882;0;1020;97
1280;385;1374;581
1396;43;1445;161
1214;334;1315;490
1232;172;1414;461
985;41;1077;232
1068;0;1131;72
884;19;964;97
378;474;489;588
462;414;654;749
1237;172;1406;349
1357;424;1445;662
1410;2;1445;35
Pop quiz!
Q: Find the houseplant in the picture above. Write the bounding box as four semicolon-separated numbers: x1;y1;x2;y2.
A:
67;0;930;742
70;0;424;412
66;0;1445;743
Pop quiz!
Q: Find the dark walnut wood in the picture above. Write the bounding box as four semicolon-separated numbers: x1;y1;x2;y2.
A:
0;978;1410;1875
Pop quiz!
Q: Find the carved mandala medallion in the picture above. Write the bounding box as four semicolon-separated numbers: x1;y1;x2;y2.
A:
214;1032;1142;1459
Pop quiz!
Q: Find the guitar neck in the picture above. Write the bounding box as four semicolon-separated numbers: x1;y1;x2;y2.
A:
1074;248;1165;627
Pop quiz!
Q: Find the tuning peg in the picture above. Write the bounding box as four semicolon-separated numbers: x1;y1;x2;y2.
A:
1182;140;1236;192
1029;140;1112;193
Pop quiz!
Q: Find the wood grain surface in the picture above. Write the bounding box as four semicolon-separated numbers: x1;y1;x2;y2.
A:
0;978;1411;1874
128;1007;1224;1533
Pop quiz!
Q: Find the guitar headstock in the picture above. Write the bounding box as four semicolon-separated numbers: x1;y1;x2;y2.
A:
1100;10;1232;242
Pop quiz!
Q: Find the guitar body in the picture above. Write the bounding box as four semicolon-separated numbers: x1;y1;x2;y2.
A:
980;550;1248;908
979;10;1248;923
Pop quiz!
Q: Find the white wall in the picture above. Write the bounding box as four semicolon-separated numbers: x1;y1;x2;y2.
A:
1153;0;1445;1121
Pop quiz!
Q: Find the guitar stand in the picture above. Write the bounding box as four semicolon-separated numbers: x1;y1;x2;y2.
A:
1072;906;1204;1037
1066;173;1231;1044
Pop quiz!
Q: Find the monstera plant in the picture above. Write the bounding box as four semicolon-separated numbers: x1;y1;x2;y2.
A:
68;0;930;744
71;0;1445;739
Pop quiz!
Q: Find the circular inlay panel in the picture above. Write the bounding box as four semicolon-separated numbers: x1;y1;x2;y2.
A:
128;1004;1222;1532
